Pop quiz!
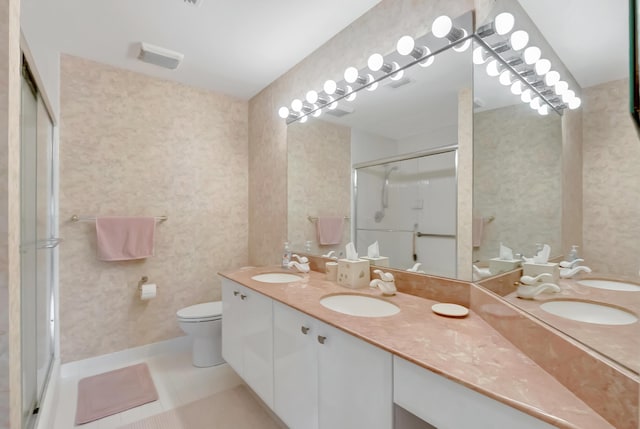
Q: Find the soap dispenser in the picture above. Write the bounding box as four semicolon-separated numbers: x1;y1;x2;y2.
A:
282;241;292;268
567;245;579;262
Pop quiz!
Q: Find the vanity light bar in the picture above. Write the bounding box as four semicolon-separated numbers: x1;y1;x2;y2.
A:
474;12;581;114
278;14;473;124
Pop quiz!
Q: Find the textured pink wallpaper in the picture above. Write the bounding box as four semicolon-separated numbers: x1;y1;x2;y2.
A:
583;78;640;276
59;55;249;362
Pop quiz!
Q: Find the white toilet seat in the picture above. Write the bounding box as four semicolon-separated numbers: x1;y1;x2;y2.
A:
177;302;222;322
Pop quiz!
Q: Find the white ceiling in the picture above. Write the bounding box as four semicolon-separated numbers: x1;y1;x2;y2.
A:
26;0;628;102
39;0;381;100
518;0;629;88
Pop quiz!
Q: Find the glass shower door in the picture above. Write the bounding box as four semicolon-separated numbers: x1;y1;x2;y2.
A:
20;60;55;428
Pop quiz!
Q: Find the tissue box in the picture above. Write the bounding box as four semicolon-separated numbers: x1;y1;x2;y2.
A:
523;262;559;283
360;256;389;267
337;259;371;289
489;258;522;274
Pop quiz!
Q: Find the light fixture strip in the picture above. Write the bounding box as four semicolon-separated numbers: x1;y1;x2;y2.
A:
282;12;474;124
474;35;562;115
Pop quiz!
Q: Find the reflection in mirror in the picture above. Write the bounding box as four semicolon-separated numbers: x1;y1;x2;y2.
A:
354;148;457;277
473;0;639;375
286;22;472;276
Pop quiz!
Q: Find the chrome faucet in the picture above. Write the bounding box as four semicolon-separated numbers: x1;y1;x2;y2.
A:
288;254;310;273
516;282;561;299
369;270;397;296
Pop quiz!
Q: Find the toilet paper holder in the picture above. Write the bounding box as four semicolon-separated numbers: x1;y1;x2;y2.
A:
138;276;158;291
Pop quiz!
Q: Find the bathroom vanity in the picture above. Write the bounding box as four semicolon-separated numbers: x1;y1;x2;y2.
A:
219;267;613;429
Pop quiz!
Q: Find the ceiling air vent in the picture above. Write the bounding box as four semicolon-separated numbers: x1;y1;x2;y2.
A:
384;77;414;89
325;105;355;117
137;42;184;70
183;0;203;6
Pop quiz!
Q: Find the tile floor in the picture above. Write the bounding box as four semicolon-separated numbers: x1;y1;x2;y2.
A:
50;351;251;429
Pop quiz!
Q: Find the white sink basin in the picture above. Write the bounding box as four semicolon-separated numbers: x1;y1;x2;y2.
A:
577;279;640;292
251;273;303;283
320;294;400;317
540;300;638;326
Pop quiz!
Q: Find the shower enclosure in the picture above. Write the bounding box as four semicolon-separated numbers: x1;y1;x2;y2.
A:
354;147;457;278
20;58;57;428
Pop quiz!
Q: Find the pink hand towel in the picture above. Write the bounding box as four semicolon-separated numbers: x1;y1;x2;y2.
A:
316;216;344;245
472;216;484;247
95;216;156;261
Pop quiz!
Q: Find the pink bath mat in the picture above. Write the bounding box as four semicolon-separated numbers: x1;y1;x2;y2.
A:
75;363;158;425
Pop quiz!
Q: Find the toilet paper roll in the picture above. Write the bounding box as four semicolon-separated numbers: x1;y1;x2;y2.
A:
140;283;157;300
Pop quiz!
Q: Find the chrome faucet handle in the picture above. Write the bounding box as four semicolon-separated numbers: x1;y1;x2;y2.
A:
373;269;394;282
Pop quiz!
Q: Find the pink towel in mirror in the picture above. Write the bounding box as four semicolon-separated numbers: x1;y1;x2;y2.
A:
95;216;156;261
316;216;344;245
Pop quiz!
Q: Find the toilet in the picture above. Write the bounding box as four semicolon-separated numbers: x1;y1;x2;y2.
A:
176;301;224;368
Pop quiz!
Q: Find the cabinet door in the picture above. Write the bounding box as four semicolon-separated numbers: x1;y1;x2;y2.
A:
242;286;274;408
317;322;393;429
273;302;318;429
221;279;244;376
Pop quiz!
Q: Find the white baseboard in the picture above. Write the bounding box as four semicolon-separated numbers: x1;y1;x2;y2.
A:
60;335;191;379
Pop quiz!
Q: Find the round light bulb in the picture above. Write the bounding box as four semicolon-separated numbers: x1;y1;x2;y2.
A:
530;97;542;110
306;90;318;104
520;89;532;103
324;96;335;109
555;80;569;96
419;48;434;67
299;115;308;123
291;99;303;112
535;59;551;75
499;70;512;86
366;74;378;91
510;30;529;51
432;15;453;39
494;12;515;35
344;66;359;84
278;106;289;119
473;46;488;65
312;106;322;117
545;70;560;86
329;100;338;110
396;35;415;56
510;81;523;95
568;97;582;109
538;104;549;115
452;30;471;52
523;46;541;65
323;79;337;95
345;85;357;102
486;59;501;77
368;53;384;72
562;89;576;103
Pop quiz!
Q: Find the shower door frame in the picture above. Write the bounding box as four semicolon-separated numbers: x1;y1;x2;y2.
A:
352;144;459;275
20;56;58;429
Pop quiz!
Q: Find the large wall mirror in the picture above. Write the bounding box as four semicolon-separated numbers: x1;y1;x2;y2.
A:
286;1;638;375
287;12;473;279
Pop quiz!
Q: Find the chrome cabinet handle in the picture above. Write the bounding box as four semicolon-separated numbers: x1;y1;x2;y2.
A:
317;335;326;344
301;326;309;335
233;291;239;296
240;294;247;300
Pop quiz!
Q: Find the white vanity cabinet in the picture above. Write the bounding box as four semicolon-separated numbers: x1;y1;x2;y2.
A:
393;356;556;429
273;301;393;429
221;278;273;408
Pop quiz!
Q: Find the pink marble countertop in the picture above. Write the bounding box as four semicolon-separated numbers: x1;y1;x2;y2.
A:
504;273;640;374
220;266;614;429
